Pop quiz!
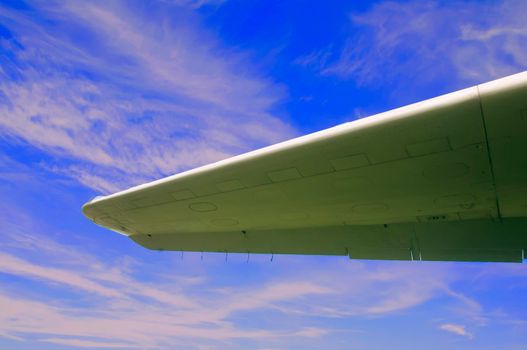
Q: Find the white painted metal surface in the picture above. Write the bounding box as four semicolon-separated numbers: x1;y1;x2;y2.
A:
83;72;527;262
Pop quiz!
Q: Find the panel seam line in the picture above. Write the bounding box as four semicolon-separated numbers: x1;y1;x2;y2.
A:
476;85;502;221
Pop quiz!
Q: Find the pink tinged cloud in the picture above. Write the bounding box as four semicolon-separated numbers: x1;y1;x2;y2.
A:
439;323;473;339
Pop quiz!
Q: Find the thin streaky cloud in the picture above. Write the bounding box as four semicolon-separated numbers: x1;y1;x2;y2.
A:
439;323;473;339
0;1;295;193
0;253;123;298
297;0;527;89
40;337;134;349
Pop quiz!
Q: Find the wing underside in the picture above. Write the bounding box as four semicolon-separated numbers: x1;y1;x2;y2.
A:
83;72;527;262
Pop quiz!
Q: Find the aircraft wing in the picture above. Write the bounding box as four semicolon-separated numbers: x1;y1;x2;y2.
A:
83;72;527;262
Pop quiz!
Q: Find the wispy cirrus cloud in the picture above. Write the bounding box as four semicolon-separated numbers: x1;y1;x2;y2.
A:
0;241;328;348
0;203;332;348
296;0;527;89
0;1;295;193
40;337;133;349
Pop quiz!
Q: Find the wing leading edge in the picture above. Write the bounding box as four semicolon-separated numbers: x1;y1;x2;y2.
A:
83;72;527;262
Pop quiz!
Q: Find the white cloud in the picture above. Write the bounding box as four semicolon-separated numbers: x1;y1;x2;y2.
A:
0;268;332;348
40;337;133;349
0;1;296;193
298;0;527;88
292;327;328;338
439;323;473;339
0;209;337;348
0;253;123;298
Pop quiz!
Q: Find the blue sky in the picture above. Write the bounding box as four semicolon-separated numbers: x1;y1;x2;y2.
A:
1;0;527;349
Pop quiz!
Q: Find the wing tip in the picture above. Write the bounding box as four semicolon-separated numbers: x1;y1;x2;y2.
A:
81;196;105;221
